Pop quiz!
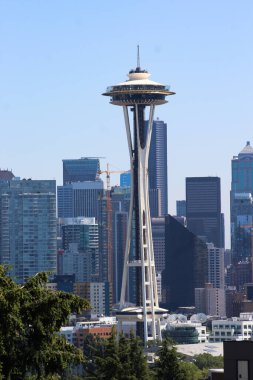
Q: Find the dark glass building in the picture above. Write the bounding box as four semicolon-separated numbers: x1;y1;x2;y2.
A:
148;118;168;216
186;177;223;248
166;325;199;344
151;217;165;273
162;215;208;310
63;158;100;184
176;200;186;217
149;188;161;218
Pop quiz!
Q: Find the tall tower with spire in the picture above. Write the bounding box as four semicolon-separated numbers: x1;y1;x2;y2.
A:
102;50;175;343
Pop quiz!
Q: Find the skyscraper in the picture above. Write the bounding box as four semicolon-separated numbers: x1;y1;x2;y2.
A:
57;180;104;220
120;172;131;188
103;54;175;343
59;217;99;282
149;188;162;217
207;243;225;289
0;169;14;181
113;211;128;303
231;142;253;263
186;177;223;248
176;200;186;217
110;186;131;304
162;215;208;310
63;158;100;184
151;217;165;273
98;193;113;286
148;118;168;216
0;178;57;283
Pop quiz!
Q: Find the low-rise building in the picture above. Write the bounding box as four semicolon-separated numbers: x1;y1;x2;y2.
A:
60;317;117;349
165;316;208;344
209;313;253;342
60;326;74;344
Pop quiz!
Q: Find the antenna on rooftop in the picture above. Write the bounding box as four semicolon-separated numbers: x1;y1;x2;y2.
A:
137;45;140;69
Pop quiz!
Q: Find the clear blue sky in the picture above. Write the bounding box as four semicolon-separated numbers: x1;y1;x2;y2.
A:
1;0;253;247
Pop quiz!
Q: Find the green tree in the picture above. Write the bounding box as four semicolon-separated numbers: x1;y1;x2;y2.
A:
155;339;184;380
82;333;105;379
128;332;153;380
0;266;89;379
94;330;122;380
194;353;224;371
179;361;202;380
93;330;153;380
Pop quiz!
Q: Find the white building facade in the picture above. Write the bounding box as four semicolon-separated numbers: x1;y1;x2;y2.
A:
209;313;253;342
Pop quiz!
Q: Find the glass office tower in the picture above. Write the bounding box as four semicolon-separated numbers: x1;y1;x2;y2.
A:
0;179;57;284
63;157;100;184
148;118;168;216
231;141;253;263
186;177;223;248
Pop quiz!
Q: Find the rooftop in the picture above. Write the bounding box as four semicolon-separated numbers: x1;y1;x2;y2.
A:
238;141;253;157
0;169;15;181
176;342;223;357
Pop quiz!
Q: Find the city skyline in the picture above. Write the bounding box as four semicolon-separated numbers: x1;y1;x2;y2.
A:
1;1;253;248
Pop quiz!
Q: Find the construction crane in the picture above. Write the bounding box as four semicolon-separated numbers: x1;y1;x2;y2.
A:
97;163;129;302
98;163;129;190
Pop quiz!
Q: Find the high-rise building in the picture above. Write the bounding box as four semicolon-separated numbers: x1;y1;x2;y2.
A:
74;282;110;316
113;211;128;304
176;200;186;217
0;169;14;181
195;283;226;317
53;274;75;293
103;56;175;343
58;217;99;282
98;193;113;286
162;215;208;310
0;178;57;284
119;171;162;217
110;186;133;304
207;243;225;289
57;180;104;220
63;158;100;184
120;172;131;188
186;177;223;248
231;142;253;263
151;217;165;273
226;262;252;290
148;118;168;216
149;188;162;217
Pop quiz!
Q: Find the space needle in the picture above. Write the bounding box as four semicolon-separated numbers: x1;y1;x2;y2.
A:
103;48;175;344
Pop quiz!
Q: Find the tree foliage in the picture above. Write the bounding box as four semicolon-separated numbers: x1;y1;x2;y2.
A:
0;266;89;379
178;361;203;380
194;353;224;370
155;339;184;380
84;329;153;380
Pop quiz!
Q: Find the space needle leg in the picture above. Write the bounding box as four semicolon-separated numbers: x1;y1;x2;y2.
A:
120;106;134;308
144;105;158;341
135;104;148;344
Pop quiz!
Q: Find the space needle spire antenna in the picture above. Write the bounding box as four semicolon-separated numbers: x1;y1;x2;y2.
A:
102;54;175;345
137;44;140;69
